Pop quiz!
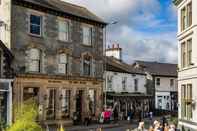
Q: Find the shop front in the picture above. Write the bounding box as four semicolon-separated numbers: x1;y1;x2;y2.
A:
0;79;13;125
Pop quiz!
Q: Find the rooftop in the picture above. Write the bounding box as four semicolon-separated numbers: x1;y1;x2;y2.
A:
133;61;178;77
15;0;106;25
106;56;145;75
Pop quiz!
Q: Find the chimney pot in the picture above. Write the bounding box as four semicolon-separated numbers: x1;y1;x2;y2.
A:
112;44;115;48
117;44;119;48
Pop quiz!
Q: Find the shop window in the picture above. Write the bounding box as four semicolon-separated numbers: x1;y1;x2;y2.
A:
61;89;70;119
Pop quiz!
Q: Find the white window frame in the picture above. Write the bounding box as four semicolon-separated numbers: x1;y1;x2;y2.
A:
180;38;193;69
58;20;69;42
82;25;92;46
28;48;41;73
58;53;69;74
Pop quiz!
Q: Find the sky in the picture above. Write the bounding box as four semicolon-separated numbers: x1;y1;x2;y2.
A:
63;0;178;64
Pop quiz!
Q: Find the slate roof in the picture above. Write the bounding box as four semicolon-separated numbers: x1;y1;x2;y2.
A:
106;57;145;75
15;0;106;24
133;61;178;77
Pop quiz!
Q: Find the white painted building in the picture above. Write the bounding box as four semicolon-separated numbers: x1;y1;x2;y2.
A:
106;44;122;60
133;61;178;112
174;0;197;130
105;71;147;94
155;76;178;111
104;48;152;119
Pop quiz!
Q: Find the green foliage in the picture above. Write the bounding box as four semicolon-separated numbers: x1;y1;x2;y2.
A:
169;117;178;126
7;100;42;131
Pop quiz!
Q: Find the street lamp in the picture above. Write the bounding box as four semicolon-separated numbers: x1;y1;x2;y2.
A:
104;20;118;110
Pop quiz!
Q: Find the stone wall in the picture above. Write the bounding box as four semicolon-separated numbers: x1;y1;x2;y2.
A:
11;5;104;78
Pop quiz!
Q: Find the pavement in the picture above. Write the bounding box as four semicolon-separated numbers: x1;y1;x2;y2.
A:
65;116;165;131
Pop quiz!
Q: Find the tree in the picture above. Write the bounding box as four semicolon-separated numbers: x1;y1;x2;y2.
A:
7;99;42;131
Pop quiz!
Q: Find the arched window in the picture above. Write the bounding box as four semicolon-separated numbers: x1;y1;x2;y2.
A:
28;48;42;72
58;53;69;74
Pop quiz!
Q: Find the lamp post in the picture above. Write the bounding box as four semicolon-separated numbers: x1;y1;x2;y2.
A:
104;21;118;110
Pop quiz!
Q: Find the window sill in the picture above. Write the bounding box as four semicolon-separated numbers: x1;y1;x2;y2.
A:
178;65;197;72
58;39;71;43
82;43;93;47
178;25;197;38
28;33;43;38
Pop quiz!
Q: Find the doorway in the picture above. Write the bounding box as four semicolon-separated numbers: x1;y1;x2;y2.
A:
76;90;83;122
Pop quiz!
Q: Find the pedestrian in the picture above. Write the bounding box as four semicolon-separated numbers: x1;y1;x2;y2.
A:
137;121;146;131
169;124;176;131
149;111;153;120
164;123;169;131
113;108;118;123
127;109;132;122
148;126;154;131
139;110;142;122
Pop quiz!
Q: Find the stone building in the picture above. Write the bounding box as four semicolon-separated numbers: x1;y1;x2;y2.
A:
0;0;106;127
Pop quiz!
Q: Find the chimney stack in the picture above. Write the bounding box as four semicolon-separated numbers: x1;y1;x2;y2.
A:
112;44;115;48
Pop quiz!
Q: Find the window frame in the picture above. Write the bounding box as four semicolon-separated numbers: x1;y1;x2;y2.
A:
82;25;93;46
61;89;71;119
107;75;113;91
187;39;192;66
29;14;42;37
180;38;193;69
58;53;69;74
187;2;192;27
58;19;69;42
181;84;193;120
156;78;160;86
180;2;193;32
134;78;138;92
122;77;127;91
170;79;174;87
83;55;92;76
181;42;186;68
28;48;42;73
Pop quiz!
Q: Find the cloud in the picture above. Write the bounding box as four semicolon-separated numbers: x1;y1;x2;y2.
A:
109;25;177;64
63;0;178;64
